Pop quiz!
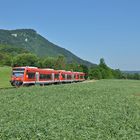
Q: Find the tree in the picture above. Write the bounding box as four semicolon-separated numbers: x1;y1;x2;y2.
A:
112;69;122;79
89;67;102;80
99;58;113;79
12;53;38;67
42;57;57;69
89;58;115;80
133;73;140;80
99;58;108;69
80;65;89;79
55;55;66;70
66;61;79;72
0;53;12;66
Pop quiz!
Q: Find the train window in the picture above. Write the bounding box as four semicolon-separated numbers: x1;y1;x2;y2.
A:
46;74;52;80
62;74;65;79
39;74;46;79
40;74;52;80
27;73;35;79
80;75;83;79
67;75;72;79
74;75;76;78
55;74;59;79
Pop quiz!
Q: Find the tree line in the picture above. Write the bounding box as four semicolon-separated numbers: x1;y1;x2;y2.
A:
89;58;140;80
0;44;140;80
0;51;89;78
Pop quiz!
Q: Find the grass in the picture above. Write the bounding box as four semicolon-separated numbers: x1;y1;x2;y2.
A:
0;80;140;139
0;66;12;88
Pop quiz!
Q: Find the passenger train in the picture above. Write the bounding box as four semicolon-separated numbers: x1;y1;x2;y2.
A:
10;66;85;87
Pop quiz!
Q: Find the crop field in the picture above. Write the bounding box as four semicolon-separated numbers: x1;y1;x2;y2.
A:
0;80;140;139
0;67;11;88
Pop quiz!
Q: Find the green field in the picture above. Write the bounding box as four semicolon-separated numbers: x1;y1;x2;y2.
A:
0;80;140;139
0;66;12;88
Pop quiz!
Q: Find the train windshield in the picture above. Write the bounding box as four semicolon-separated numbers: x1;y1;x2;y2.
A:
12;68;25;77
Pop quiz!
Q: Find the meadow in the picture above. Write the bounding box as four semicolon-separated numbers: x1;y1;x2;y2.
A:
0;66;11;88
0;80;140;139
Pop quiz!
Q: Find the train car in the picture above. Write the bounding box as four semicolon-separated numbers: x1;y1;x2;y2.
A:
73;72;79;82
10;66;85;87
58;70;73;83
73;72;85;82
10;66;38;86
10;67;57;86
64;71;73;83
35;68;58;85
57;70;66;83
79;72;85;81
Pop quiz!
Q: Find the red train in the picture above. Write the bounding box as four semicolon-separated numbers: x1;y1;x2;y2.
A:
10;66;85;87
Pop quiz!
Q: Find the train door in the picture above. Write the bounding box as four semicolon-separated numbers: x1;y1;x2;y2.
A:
65;74;67;82
72;73;74;81
35;72;39;83
52;73;54;82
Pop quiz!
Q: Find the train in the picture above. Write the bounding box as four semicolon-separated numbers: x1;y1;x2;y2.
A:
10;66;85;87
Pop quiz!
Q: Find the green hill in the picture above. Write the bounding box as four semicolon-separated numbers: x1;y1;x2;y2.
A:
0;29;96;67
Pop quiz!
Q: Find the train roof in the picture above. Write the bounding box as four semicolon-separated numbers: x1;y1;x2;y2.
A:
13;66;38;68
41;68;54;70
57;70;66;72
12;66;85;74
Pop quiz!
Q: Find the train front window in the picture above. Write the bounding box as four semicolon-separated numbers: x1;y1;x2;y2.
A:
12;68;25;77
13;72;24;77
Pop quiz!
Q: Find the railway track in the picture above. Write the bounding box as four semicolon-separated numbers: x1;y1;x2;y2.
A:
82;80;97;83
0;87;15;90
0;80;96;90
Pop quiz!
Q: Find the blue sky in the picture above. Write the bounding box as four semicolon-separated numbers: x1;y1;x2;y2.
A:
0;0;140;70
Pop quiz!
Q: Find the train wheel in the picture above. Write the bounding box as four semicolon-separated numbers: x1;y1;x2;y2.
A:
14;81;23;87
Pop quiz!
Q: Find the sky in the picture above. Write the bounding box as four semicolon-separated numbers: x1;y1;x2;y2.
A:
0;0;140;70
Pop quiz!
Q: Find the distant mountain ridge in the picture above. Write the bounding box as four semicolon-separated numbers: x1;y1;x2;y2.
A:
122;71;140;74
0;29;96;67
